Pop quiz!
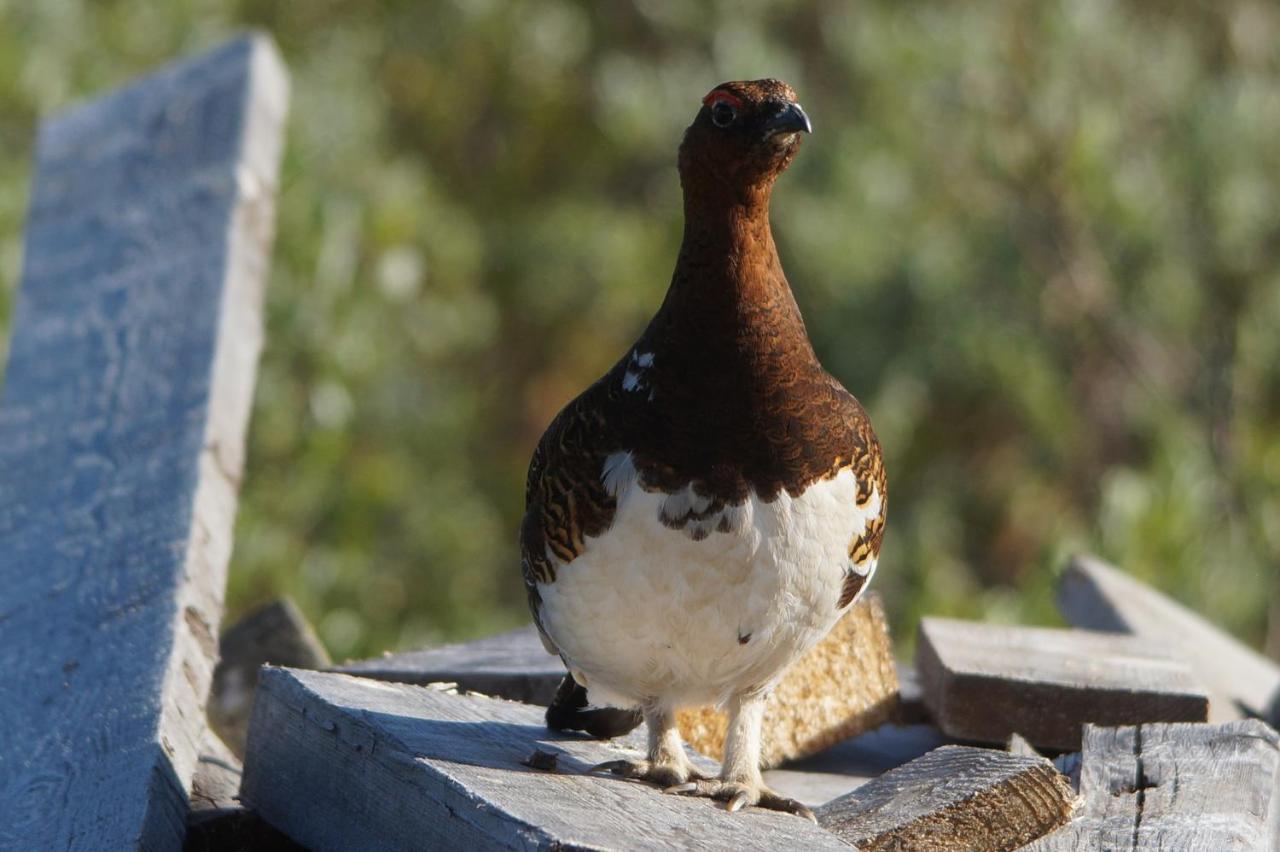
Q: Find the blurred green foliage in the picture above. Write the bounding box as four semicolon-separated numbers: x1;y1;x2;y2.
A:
2;0;1278;662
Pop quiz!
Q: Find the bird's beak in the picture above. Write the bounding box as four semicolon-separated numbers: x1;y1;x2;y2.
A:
763;101;813;137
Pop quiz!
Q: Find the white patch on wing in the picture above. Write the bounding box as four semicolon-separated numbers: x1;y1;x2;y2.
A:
602;451;637;499
536;468;878;709
621;350;655;395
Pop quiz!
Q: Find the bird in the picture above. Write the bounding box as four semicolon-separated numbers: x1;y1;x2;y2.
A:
520;78;886;819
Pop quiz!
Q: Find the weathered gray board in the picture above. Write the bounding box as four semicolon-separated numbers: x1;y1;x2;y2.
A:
338;623;564;705
242;667;851;851
817;745;1077;850
917;617;1209;750
1059;554;1280;724
1027;720;1280;850
0;35;286;851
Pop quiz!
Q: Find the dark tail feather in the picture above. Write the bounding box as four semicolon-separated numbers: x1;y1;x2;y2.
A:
545;674;642;739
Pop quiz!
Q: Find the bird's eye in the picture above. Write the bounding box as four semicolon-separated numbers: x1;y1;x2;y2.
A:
711;101;736;128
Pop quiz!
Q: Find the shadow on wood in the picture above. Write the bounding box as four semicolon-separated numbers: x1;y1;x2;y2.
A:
241;667;850;851
1059;554;1280;725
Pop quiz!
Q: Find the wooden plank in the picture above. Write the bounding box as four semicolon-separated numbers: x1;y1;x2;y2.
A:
1027;720;1280;850
917;617;1209;750
816;745;1077;850
338;624;564;706
189;729;242;815
763;723;953;808
0;35;286;851
241;667;850;851
678;592;900;768
184;729;302;852
210;598;331;756
1059;553;1280;724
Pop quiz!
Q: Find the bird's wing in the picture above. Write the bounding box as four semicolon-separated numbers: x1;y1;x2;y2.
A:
520;380;621;652
824;379;888;610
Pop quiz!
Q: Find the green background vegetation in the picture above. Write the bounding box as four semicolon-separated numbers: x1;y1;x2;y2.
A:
2;1;1278;663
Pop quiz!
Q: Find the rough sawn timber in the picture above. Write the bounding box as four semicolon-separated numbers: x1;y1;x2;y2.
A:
241;667;850;851
0;35;286;851
816;745;1077;850
916;617;1209;750
1058;553;1280;724
1027;720;1280;851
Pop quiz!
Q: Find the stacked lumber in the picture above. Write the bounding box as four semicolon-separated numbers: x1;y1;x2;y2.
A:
236;556;1279;851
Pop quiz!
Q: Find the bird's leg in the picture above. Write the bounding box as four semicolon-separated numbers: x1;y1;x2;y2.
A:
587;704;705;788
668;691;814;820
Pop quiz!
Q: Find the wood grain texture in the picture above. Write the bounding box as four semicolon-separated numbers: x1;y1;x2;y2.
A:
816;745;1077;850
241;667;850;851
917;617;1209;750
762;723;953;809
337;624;565;706
210;599;331;757
678;592;899;768
0;34;286;852
1059;554;1280;724
1027;720;1280;851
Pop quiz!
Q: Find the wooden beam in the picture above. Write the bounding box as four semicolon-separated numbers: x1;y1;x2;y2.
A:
241;668;850;851
337;624;564;705
1027;720;1280;850
763;723;954;809
816;745;1077;850
0;35;286;850
678;592;900;768
917;617;1209;750
185;729;301;852
1058;554;1280;724
210;598;331;756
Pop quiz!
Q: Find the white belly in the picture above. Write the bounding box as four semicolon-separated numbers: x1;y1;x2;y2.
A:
536;453;881;709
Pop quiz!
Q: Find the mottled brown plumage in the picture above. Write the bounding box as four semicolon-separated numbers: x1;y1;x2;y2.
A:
521;79;886;817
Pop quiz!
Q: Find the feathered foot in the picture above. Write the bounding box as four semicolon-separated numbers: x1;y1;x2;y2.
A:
666;777;814;820
587;758;707;789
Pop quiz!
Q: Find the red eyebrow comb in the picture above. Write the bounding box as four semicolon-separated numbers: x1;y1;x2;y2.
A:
703;89;744;110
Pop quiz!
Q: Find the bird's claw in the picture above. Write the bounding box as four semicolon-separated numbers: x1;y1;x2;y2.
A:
586;758;701;789
587;759;636;777
663;781;699;795
666;778;815;820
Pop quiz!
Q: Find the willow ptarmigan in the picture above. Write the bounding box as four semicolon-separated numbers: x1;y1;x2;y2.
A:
520;79;886;819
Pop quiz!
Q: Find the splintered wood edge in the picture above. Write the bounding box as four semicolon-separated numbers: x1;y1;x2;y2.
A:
677;593;899;768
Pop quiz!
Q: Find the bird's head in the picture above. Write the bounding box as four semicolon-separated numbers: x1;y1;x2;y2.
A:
677;79;811;203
